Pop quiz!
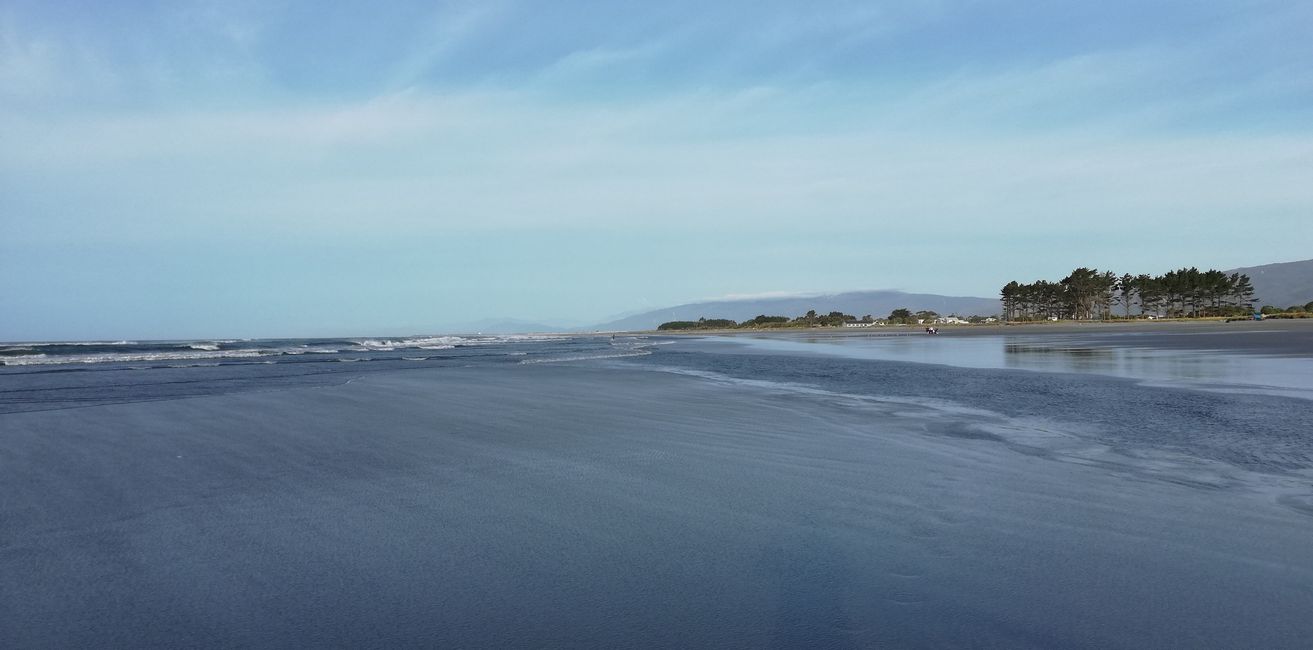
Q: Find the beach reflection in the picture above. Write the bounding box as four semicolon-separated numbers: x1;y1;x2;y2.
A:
1003;343;1113;373
727;333;1313;399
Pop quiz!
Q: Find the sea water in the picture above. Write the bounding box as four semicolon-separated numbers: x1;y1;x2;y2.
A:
2;330;1310;647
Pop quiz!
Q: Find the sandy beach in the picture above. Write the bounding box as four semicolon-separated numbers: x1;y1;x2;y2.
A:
656;317;1313;356
2;329;1311;647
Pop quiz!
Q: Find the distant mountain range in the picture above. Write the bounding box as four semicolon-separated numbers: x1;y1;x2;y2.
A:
451;258;1313;334
1225;258;1313;309
593;290;1002;332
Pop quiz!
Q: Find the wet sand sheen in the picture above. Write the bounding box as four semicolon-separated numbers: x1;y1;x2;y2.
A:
684;319;1313;400
3;362;1311;648
685;318;1313;356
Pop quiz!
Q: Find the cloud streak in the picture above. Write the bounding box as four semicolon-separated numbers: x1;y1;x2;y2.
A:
2;0;1311;339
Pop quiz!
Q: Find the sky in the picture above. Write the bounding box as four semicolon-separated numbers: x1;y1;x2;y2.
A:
2;0;1311;340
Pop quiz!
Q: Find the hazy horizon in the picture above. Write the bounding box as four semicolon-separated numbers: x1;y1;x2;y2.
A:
0;285;1002;342
4;1;1311;341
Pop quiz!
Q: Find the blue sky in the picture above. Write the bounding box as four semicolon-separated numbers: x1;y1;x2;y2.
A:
2;0;1311;339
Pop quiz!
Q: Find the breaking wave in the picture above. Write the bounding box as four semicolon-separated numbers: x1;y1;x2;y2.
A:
0;334;573;367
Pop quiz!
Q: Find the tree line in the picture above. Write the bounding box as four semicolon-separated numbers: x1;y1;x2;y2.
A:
658;311;868;330
1000;267;1258;321
657;308;991;330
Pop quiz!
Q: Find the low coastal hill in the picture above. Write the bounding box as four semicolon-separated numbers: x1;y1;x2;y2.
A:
1226;258;1313;308
594;290;1001;332
461;258;1310;334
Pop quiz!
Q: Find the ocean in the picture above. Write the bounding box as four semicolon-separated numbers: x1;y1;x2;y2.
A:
2;324;1311;647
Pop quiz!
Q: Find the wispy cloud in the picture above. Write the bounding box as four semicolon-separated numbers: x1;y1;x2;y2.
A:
2;0;1311;338
0;14;119;100
385;2;507;91
5;83;1309;246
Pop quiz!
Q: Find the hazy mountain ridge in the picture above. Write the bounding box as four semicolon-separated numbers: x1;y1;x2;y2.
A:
476;259;1313;334
594;290;1002;331
1225;259;1313;308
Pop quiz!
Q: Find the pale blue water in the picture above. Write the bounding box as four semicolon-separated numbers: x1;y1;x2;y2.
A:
2;330;1311;647
707;329;1313;398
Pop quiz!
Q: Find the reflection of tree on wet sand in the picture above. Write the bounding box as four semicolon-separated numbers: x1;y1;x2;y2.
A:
1000;341;1277;383
1004;344;1113;372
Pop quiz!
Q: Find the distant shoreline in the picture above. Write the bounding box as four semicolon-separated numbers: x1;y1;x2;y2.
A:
630;317;1313;357
625;317;1313;337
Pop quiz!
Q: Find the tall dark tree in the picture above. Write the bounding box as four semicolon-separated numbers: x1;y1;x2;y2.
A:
1098;270;1118;319
1000;281;1020;321
1003;266;1244;321
1059;268;1108;320
1116;273;1136;318
1137;274;1161;317
1231;273;1257;312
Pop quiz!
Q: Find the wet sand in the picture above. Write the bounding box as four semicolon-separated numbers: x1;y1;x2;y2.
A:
675;318;1313;356
3;355;1312;648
